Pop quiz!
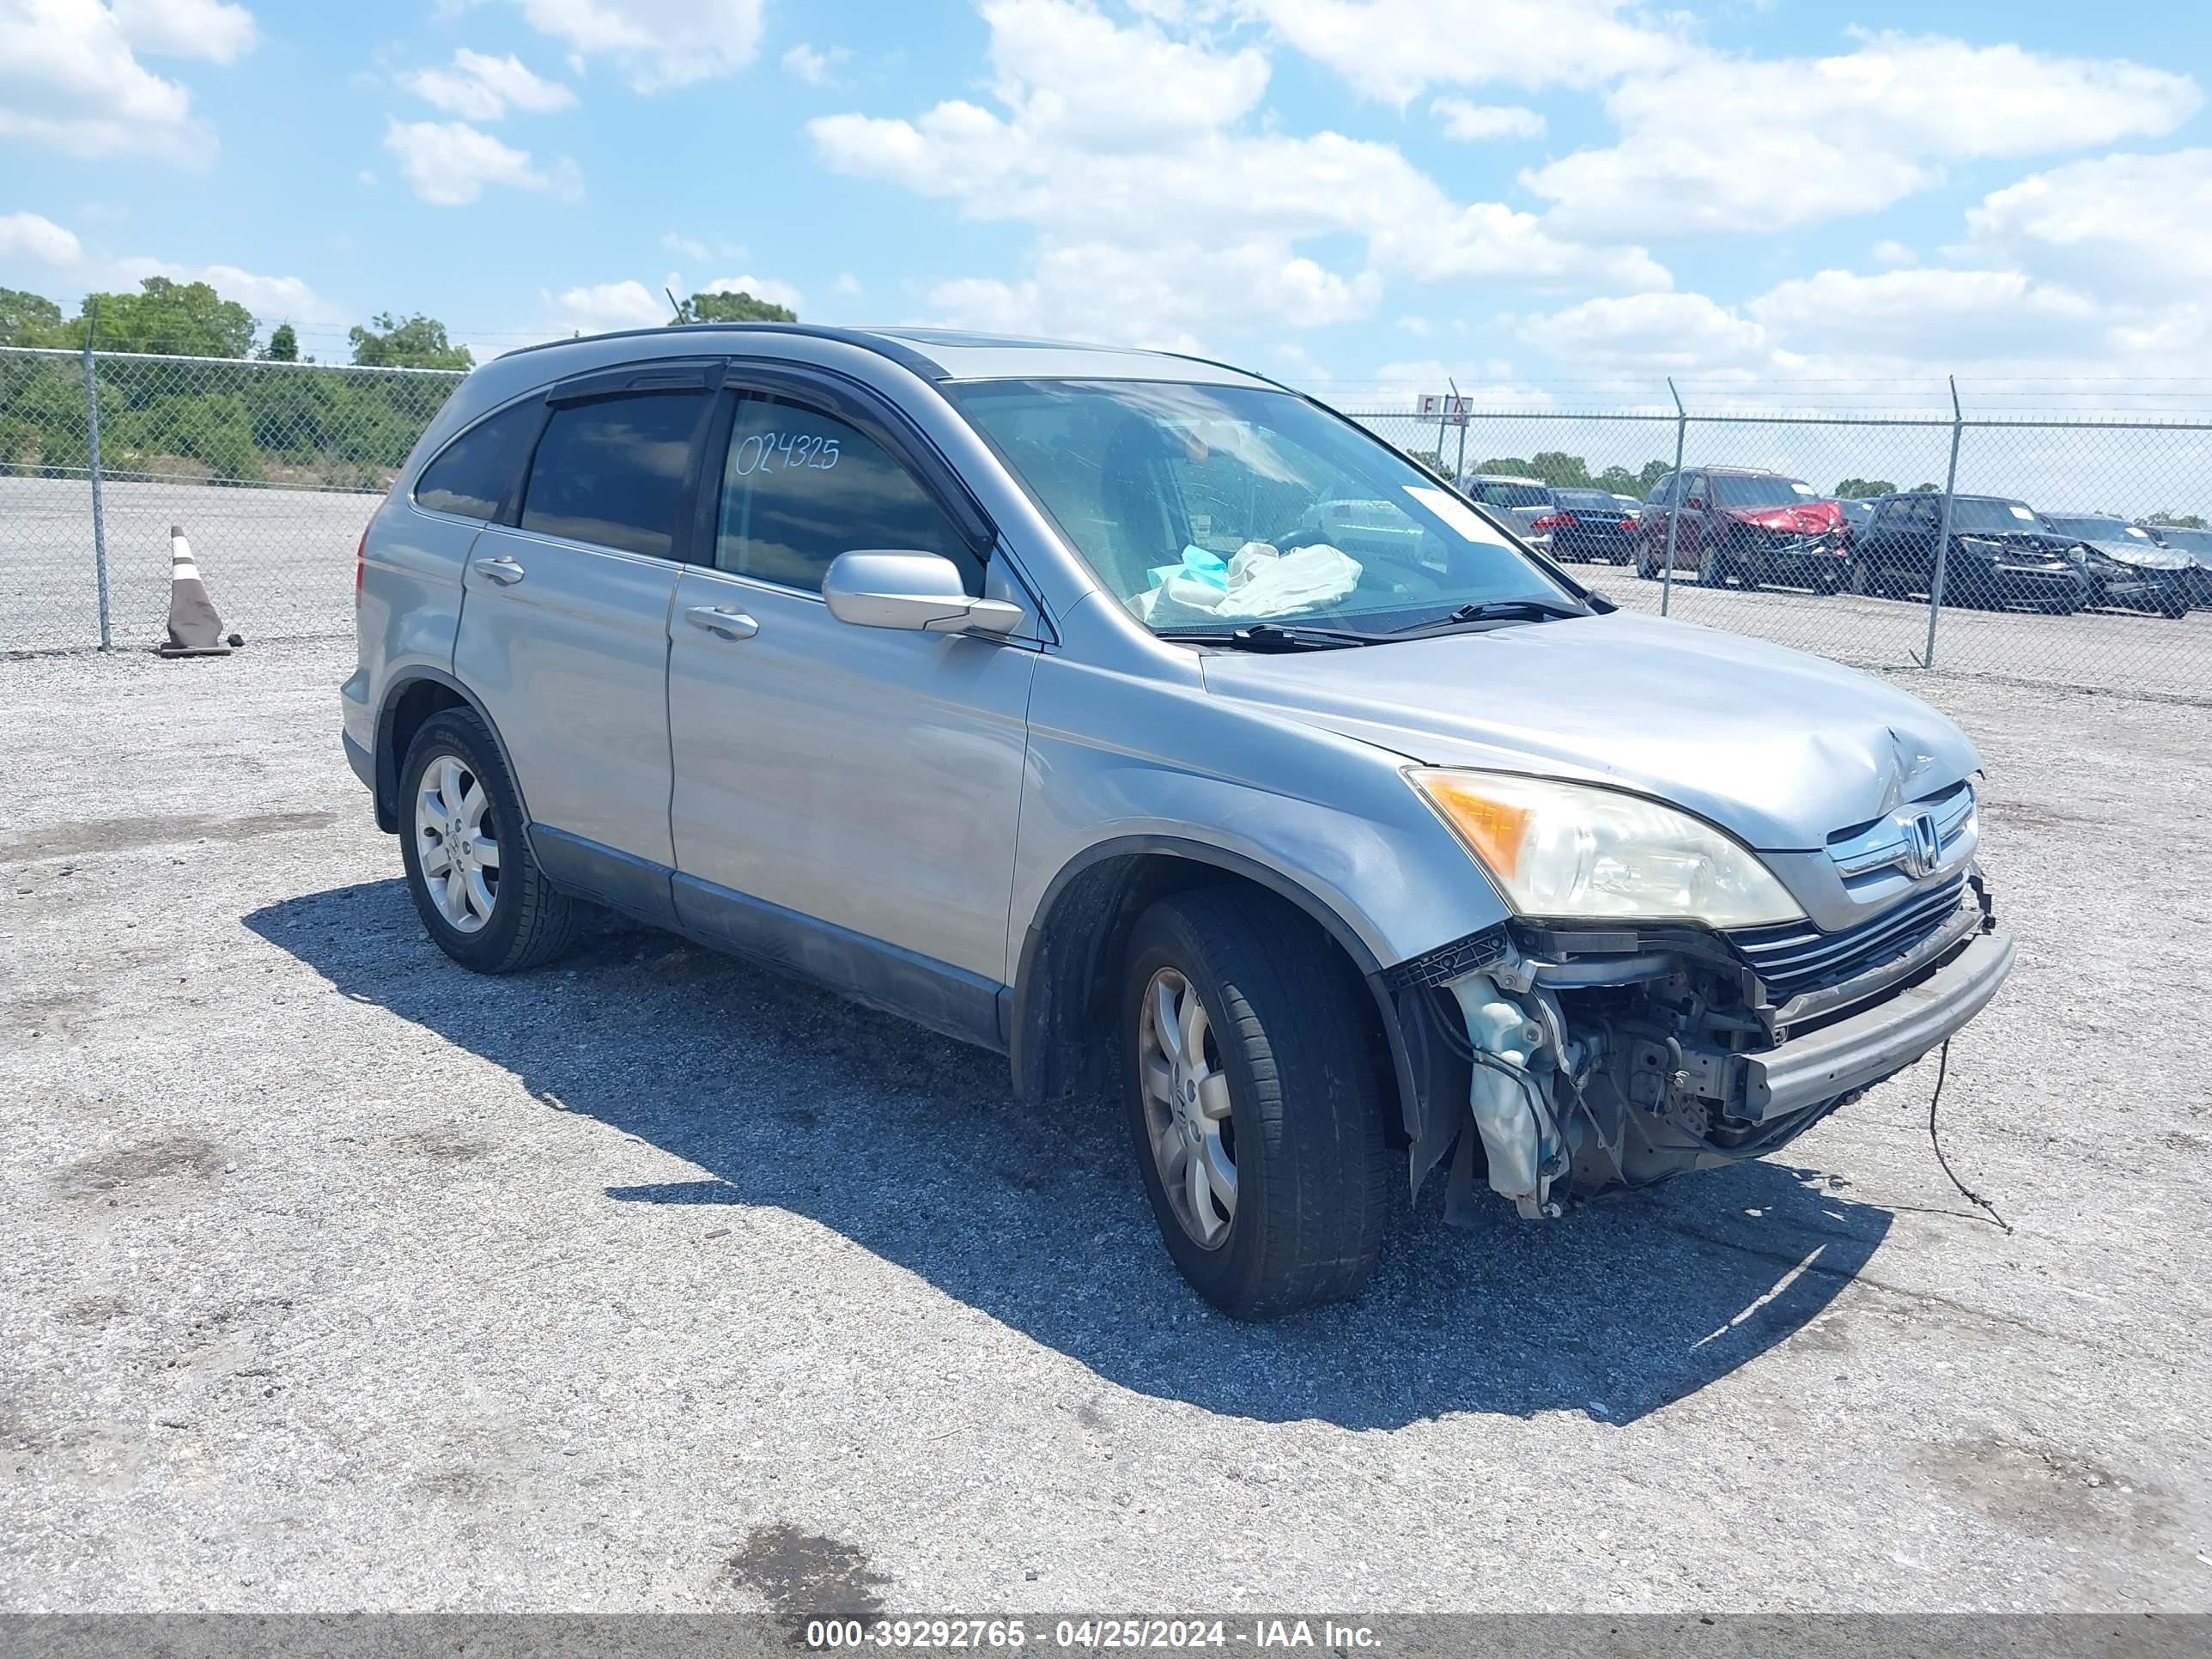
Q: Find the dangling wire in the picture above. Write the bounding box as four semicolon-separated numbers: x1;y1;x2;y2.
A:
1927;1039;2013;1234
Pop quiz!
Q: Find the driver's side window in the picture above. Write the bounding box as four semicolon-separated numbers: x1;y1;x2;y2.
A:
714;395;981;594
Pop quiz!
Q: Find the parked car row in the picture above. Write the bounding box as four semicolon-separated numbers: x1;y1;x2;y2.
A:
1458;465;2212;619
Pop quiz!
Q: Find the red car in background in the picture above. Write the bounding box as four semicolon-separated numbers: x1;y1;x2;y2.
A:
1635;467;1852;594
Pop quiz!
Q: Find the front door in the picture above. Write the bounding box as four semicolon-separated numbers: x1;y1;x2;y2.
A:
665;388;1038;1047
453;380;714;919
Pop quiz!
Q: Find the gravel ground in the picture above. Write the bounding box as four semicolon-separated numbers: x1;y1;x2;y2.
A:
1;636;2207;1614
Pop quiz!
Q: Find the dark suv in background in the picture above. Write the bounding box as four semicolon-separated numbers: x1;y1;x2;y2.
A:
1635;468;1850;592
2141;523;2212;607
2042;514;2193;618
1534;487;1638;562
1849;493;2088;613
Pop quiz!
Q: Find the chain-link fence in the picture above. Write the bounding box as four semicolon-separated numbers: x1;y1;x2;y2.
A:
1358;389;2212;705
5;346;2210;703
1;345;461;653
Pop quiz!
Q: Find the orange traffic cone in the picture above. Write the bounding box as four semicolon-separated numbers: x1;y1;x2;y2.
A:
155;525;241;657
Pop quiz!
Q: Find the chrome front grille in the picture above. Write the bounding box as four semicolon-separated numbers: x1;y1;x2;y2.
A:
1826;781;1977;892
1729;873;1970;1001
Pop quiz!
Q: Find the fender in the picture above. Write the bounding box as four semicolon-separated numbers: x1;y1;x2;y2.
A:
371;667;532;835
1008;834;1429;1149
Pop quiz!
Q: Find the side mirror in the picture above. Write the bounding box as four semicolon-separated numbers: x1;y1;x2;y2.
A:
821;550;1024;635
1685;495;1707;510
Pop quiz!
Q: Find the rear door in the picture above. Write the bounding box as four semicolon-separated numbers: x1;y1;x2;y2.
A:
664;378;1040;1047
453;363;718;920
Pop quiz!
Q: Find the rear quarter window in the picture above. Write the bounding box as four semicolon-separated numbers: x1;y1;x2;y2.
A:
414;401;542;520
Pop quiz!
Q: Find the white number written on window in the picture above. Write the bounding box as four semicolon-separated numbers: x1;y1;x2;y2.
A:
732;433;842;477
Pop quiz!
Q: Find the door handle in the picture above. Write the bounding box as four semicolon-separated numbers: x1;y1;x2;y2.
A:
685;605;759;641
471;555;526;585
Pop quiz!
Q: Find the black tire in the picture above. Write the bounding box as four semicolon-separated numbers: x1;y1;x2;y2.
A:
398;708;578;974
1120;889;1390;1320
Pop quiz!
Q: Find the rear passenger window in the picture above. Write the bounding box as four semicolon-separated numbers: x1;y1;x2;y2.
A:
519;392;708;557
714;398;979;593
415;402;541;520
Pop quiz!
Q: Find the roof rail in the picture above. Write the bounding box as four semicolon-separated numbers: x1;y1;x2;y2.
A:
501;322;950;382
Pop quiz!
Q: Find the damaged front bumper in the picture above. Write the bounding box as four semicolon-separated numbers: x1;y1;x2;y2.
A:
1389;867;2014;1219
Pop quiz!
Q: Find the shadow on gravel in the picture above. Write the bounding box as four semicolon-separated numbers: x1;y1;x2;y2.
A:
248;878;1892;1430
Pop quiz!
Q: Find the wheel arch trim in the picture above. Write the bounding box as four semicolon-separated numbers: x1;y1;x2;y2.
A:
1007;834;1426;1145
373;669;532;835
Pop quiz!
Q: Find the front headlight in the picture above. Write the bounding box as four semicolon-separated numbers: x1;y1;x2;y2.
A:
1407;769;1803;927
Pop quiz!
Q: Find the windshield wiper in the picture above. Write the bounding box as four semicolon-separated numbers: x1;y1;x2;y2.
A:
1153;621;1389;652
1389;598;1589;636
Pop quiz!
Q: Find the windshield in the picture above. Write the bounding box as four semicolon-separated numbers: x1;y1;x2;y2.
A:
2047;514;2126;539
1951;497;2049;534
1712;474;1820;508
1462;480;1550;509
1552;489;1622;511
2153;524;2212;556
945;380;1577;635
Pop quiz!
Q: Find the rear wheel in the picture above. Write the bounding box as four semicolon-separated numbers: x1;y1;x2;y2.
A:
399;708;578;974
1121;890;1389;1320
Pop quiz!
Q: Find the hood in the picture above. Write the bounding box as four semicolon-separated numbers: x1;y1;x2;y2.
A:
1727;501;1842;536
1199;612;1981;851
2073;537;2194;572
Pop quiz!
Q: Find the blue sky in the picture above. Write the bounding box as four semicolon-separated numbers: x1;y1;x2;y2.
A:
3;1;2209;409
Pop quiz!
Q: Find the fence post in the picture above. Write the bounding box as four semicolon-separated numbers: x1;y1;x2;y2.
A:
1659;376;1686;617
81;304;112;652
1449;376;1468;483
1925;375;1963;669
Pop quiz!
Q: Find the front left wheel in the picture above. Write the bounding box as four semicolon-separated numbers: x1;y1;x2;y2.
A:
398;708;578;974
1120;889;1390;1321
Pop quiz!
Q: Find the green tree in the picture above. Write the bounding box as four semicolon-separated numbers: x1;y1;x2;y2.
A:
261;322;299;362
1474;456;1531;476
674;289;798;325
57;277;256;357
1911;481;1941;493
1834;477;1896;498
0;286;64;346
349;312;473;369
1526;450;1595;488
2146;510;2209;529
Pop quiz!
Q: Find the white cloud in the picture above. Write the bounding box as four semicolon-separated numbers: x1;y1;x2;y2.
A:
1236;0;1674;104
405;49;576;120
1346;359;1559;411
0;0;245;161
661;231;710;261
1871;240;1915;268
1745;267;2106;362
104;256;348;328
510;0;766;92
383;118;580;205
109;0;256;62
1524;33;2199;236
546;277;670;335
1966;149;2212;301
831;272;863;298
701;272;805;313
810;0;1665;343
781;42;848;88
0;210;83;265
1516;291;1775;374
1431;97;1542;141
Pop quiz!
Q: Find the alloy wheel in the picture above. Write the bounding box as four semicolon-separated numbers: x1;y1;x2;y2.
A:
414;755;501;934
1136;967;1237;1249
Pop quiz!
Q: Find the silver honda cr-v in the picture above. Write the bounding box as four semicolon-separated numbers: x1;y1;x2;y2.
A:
343;325;2013;1320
